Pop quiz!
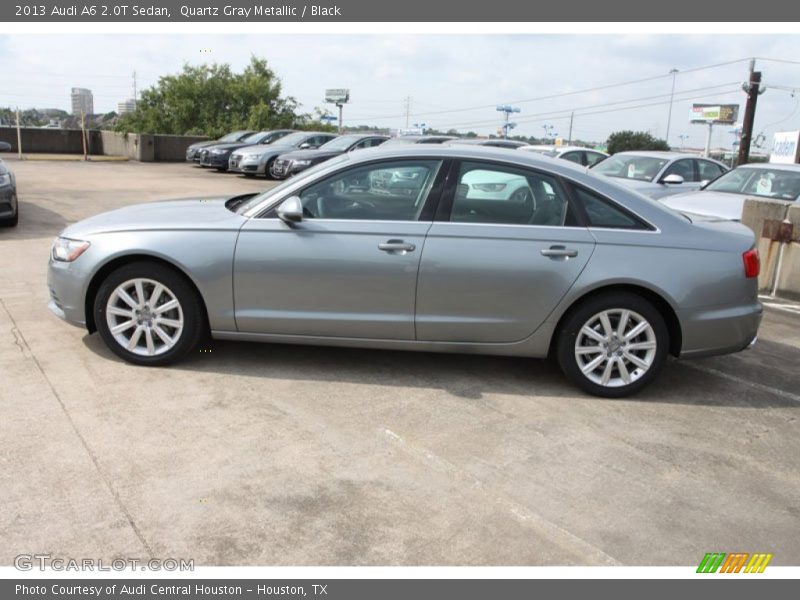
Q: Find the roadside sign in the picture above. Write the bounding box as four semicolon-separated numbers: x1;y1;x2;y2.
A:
769;130;800;164
325;88;350;103
690;104;739;124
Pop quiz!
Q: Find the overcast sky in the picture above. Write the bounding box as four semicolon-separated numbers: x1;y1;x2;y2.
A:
2;34;799;149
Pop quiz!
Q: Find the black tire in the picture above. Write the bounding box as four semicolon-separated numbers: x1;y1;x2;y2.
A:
264;157;277;180
555;291;669;398
0;196;18;227
93;261;207;366
243;173;256;178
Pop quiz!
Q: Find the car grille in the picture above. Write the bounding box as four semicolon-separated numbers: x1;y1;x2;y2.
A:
272;159;288;175
230;155;241;168
198;149;209;161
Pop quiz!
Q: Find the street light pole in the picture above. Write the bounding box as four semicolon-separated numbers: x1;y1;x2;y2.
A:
665;68;679;147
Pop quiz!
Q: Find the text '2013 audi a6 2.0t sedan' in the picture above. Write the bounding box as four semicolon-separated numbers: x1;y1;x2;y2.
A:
46;146;762;397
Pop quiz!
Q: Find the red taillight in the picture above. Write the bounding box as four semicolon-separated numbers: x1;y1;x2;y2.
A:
743;248;760;278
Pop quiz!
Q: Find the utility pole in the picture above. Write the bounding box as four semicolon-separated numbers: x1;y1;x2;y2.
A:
567;111;574;145
404;96;412;129
15;107;22;159
132;70;138;108
80;110;88;161
737;59;762;166
665;68;679;147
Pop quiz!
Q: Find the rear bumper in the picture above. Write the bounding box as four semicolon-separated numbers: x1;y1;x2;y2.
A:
678;301;762;358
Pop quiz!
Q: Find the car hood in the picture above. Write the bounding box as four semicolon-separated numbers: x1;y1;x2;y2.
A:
662;190;747;221
61;197;248;238
203;142;253;152
279;149;341;161
187;140;217;151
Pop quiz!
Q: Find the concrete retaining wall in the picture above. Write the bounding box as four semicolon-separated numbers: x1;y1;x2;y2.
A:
741;198;800;300
0;127;207;162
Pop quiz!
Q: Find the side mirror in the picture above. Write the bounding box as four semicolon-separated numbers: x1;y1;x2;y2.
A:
277;196;303;223
662;173;684;185
298;143;311;149
699;179;710;188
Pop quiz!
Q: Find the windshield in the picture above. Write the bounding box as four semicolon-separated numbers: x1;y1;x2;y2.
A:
273;132;315;147
319;136;360;151
234;154;352;214
219;131;246;143
705;167;800;200
242;131;271;144
592;155;669;182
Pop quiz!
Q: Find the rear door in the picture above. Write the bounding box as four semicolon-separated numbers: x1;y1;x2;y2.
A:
415;160;595;343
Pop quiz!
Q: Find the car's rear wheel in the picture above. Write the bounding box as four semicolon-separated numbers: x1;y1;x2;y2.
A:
556;292;668;397
94;262;206;366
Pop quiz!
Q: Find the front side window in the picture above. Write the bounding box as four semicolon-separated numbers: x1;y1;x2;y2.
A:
450;162;572;226
297;160;442;221
585;152;607;167
560;151;583;165
663;159;697;182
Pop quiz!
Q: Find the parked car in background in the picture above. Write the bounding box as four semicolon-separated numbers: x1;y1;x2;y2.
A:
663;163;800;221
448;138;529;150
0;141;12;152
0;159;19;227
591;151;728;200
47;145;761;398
271;134;389;179
382;135;456;146
230;131;338;178
198;130;295;171
520;144;609;167
185;130;255;162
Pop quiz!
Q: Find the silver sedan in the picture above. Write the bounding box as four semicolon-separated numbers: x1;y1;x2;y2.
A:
47;146;762;397
591;151;729;200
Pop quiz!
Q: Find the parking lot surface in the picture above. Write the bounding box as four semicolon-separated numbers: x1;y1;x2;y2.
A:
1;158;799;566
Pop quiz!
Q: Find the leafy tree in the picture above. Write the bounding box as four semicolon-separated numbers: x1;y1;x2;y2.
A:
117;57;304;138
606;130;670;154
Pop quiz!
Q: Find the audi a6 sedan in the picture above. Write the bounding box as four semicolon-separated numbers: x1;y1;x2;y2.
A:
0;158;18;227
591;151;728;200
47;146;762;397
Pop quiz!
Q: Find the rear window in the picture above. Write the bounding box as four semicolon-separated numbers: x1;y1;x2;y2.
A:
573;186;651;230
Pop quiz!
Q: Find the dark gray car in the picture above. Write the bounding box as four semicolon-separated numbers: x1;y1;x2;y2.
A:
0;159;18;227
46;146;761;397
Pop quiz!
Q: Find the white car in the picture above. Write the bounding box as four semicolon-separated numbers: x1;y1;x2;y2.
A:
663;163;800;221
591;151;729;200
519;144;608;167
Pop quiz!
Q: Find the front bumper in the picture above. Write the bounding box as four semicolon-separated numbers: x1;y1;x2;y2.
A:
47;258;90;329
678;301;762;358
200;153;231;168
229;155;262;174
0;187;15;218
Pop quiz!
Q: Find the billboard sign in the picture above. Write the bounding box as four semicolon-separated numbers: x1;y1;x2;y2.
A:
769;130;800;164
325;88;350;103
690;104;739;124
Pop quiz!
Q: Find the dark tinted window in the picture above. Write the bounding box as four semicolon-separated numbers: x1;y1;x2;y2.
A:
663;159;697;182
560;151;584;165
585;152;607;167
698;160;726;182
574;187;648;230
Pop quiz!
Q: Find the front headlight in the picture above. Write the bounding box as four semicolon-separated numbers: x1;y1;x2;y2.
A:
0;174;10;187
293;160;311;167
210;148;225;155
243;153;263;160
51;237;90;262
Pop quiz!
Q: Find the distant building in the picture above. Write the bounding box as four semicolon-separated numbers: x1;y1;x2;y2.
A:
117;99;136;115
71;88;94;116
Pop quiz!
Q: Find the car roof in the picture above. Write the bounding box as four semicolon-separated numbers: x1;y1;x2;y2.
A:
614;151;699;159
733;162;800;171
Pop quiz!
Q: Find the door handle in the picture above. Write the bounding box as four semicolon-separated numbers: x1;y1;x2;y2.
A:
378;239;416;253
541;245;578;258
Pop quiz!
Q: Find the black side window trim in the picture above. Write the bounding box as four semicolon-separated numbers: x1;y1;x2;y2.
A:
566;182;656;231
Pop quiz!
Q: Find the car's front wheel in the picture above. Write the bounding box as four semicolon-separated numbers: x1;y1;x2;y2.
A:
94;262;206;366
556;292;668;397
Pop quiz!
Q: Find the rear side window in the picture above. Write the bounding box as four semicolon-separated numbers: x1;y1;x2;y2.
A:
573;186;651;230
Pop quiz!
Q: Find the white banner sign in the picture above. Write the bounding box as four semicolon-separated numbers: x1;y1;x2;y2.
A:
770;130;800;164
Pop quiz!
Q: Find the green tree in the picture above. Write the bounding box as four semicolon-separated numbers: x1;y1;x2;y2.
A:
606;130;670;154
117;57;302;138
